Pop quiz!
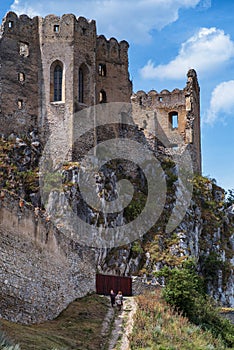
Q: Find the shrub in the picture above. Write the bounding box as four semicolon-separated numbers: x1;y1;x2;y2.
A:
156;259;234;348
130;292;227;350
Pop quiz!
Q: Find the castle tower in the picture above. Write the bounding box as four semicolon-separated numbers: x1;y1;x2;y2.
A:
0;12;200;173
0;12;132;147
0;12;40;136
131;69;201;174
96;36;132;104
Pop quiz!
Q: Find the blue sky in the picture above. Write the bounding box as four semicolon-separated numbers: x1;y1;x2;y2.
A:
1;0;234;191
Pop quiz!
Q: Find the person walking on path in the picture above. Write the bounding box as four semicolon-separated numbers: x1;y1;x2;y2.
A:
115;291;123;311
110;289;116;307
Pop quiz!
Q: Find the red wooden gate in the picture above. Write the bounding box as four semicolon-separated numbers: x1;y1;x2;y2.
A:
96;274;132;296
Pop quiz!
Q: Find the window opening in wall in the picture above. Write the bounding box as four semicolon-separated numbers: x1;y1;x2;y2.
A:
8;21;14;28
99;90;107;103
18;72;25;82
98;63;106;77
82;27;86;35
54;25;60;33
54;65;62;101
169;112;178;129
172;144;179;150
18;99;23;109
19;42;29;57
159;97;163;102
79;68;84;103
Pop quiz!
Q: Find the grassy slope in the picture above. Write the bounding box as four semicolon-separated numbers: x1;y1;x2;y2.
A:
0;294;109;350
130;291;232;350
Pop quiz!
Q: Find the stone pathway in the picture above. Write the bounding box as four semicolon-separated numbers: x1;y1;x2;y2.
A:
106;297;137;350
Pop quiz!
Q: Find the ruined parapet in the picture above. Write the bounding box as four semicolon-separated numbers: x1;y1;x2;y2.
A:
0;12;38;37
96;35;129;63
96;35;132;103
131;87;187;136
184;69;201;174
131;70;201;173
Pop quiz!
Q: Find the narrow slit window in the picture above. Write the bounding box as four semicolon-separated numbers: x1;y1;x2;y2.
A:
18;99;23;109
54;25;60;33
98;63;106;77
169;112;178;129
54;65;62;101
99;90;107;103
18;72;25;82
79;68;84;103
8;21;14;28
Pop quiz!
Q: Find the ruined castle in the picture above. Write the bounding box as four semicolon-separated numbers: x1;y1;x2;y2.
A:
0;11;201;173
0;12;216;325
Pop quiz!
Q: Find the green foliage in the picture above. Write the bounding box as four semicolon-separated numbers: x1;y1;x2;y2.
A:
130;292;228;349
124;192;146;222
157;259;234;348
161;158;178;188
131;240;143;255
200;252;232;287
156;260;205;317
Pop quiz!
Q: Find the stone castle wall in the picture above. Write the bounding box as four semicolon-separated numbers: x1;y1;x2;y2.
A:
0;190;96;324
0;12;200;172
131;69;201;173
0;12;132;146
0;12;40;135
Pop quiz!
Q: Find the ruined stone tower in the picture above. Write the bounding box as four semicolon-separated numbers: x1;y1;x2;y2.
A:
0;12;132;138
0;12;201;173
132;69;201;174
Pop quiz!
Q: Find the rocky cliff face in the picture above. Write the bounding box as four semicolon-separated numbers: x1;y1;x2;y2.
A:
52;158;234;307
0;134;233;325
95;172;234;307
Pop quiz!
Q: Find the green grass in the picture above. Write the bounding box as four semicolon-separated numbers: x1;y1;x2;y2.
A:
130;291;232;350
0;294;109;350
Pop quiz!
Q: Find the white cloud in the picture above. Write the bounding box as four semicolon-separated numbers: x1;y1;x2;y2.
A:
10;0;201;43
205;81;234;124
140;27;234;79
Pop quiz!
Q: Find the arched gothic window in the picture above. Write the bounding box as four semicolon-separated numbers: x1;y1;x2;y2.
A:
99;89;107;103
54;65;63;101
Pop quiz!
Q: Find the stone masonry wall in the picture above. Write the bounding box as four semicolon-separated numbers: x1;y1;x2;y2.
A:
131;69;201;174
0;190;96;324
96;36;132;103
0;12;40;136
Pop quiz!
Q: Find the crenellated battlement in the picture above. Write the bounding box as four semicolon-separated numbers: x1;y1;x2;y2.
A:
131;87;186;109
1;12;38;39
40;13;96;39
96;35;129;62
